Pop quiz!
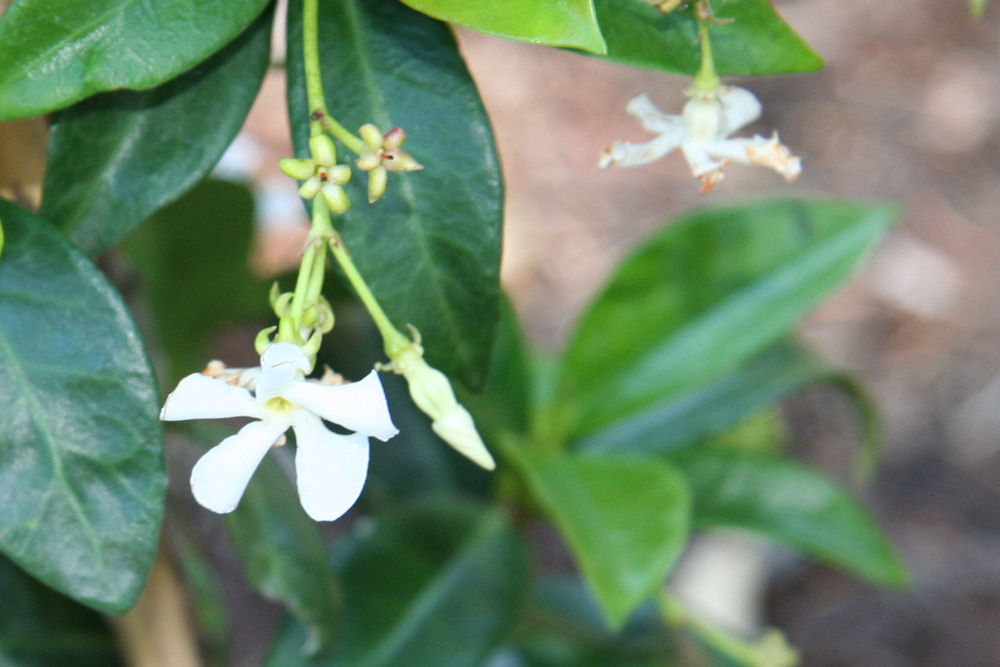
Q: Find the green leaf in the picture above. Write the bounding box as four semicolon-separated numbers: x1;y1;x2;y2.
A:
264;501;530;666
224;452;341;655
555;199;896;441
119;179;270;384
0;0;272;120
510;449;689;629
513;576;675;666
40;7;273;256
669;447;908;587
0;200;164;613
590;0;822;75
575;340;828;455
287;0;503;387
460;297;533;443
0;556;121;665
399;0;606;53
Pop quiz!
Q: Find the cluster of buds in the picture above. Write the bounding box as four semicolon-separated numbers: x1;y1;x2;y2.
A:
356;124;423;203
280;135;351;214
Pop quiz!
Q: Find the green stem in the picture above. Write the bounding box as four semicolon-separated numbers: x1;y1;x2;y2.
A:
327;235;409;357
692;2;721;93
658;591;797;666
302;0;365;153
288;241;319;332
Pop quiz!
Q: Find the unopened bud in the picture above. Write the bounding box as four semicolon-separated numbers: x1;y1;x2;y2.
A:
368;165;387;203
383;127;406;151
309;135;337;167
432;407;495;470
321;183;351;214
279;157;316;181
298;176;322;200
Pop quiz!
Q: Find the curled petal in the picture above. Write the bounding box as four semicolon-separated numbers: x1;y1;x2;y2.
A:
160;373;264;421
432;406;496;470
190;418;289;513
292;412;370;521
625;93;684;135
703;135;802;181
283;370;398;442
600;130;685;169
718;86;762;134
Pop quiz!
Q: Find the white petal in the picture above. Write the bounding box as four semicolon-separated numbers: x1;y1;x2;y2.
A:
190;418;288;513
600;130;684;168
626;93;685;134
680;141;726;178
160;373;264;421
257;343;311;400
292;412;370;521
432;406;496;470
283;370;398;442
719;86;762;135
704;135;802;181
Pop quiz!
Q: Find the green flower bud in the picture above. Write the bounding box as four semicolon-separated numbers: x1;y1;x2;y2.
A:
368;165;387;203
308;134;337;167
321;183;351;215
279;157;316;180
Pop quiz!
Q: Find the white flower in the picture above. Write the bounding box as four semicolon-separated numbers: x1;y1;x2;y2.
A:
600;86;801;193
160;342;398;521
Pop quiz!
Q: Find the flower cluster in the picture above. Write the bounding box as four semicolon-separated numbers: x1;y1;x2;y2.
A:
600;86;801;193
161;343;397;521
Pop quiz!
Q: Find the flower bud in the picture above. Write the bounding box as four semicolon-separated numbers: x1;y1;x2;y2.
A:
279;157;316;180
359;123;384;150
397;350;495;470
309;134;337;167
366;165;387;203
321;183;351;215
255;326;277;355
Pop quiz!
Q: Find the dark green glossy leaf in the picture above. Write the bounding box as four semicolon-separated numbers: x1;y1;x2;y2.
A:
510;449;689;629
287;0;503;387
120;179;270;384
555;199;895;441
513;576;675;666
590;0;822;75
40;8;273;256
669;447;908;587
400;0;606;53
0;556;121;665
264;501;530;666
0;200;164;613
0;0;271;120
224;451;340;655
575;340;828;455
460;298;533;443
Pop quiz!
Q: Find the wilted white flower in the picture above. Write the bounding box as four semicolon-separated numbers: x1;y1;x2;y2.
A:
600;86;801;193
160;342;398;521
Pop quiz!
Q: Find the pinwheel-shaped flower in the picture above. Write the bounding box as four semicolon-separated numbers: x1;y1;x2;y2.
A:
161;343;398;521
356;124;423;203
600;86;801;193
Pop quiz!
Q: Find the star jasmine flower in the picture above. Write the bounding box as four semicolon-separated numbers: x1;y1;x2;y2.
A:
160;342;398;521
600;86;801;193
